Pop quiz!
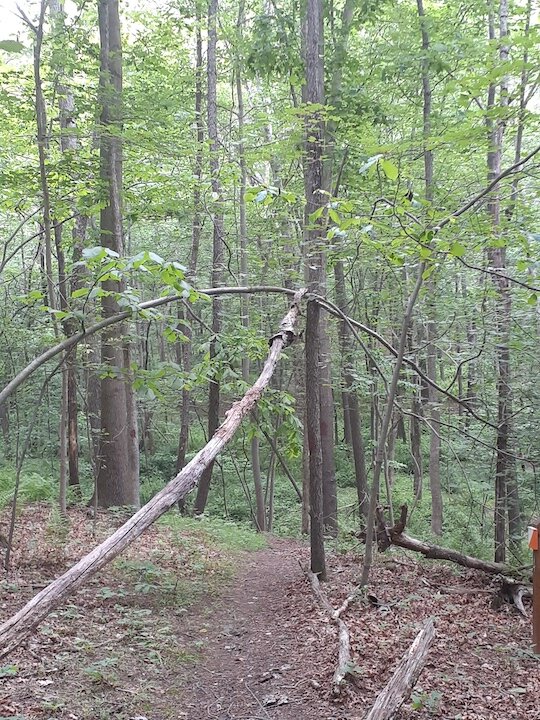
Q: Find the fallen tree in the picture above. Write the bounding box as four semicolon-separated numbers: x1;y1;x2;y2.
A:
0;290;306;659
363;618;435;720
360;505;532;615
375;505;529;580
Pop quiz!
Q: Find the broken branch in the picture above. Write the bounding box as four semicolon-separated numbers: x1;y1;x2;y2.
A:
363;618;435;720
303;565;355;694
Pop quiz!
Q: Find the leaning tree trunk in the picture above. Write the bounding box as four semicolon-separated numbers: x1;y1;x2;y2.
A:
96;0;139;508
361;267;426;586
0;292;306;659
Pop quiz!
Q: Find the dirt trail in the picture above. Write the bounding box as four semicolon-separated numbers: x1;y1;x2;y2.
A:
3;508;539;719
178;536;347;720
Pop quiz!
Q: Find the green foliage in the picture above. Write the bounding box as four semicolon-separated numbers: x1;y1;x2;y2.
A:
0;465;57;508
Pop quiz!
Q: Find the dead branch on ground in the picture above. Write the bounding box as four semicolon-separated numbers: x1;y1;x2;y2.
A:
363;504;532;614
363;618;435;720
302;564;357;694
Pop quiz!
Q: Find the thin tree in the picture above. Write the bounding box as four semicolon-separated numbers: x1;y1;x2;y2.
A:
236;0;265;531
193;0;224;515
176;7;204;478
486;0;516;563
416;0;442;535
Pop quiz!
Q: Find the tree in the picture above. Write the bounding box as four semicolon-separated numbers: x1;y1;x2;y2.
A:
96;0;139;508
303;0;327;580
193;0;224;515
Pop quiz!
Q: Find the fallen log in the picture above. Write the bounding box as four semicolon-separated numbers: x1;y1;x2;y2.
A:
366;505;532;615
0;290;306;659
363;618;435;720
303;565;357;694
376;505;529;581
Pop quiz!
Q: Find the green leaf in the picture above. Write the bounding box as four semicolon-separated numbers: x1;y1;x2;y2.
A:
422;264;435;280
449;241;465;258
527;293;537;306
0;664;18;678
308;206;324;222
23;289;44;301
0;40;25;53
380;158;399;181
328;208;341;225
71;288;90;299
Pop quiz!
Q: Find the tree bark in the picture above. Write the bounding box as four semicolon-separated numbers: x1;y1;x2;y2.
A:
193;0;224;515
175;12;204;477
335;260;368;518
50;0;85;489
486;0;514;563
304;566;355;694
364;619;435;720
303;0;327;577
375;505;526;579
236;1;265;531
416;0;442;536
96;0;139;508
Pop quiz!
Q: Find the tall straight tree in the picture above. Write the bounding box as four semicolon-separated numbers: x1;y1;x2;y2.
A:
96;0;139;508
176;8;204;477
303;0;326;579
416;0;442;535
50;0;89;490
486;0;517;562
193;0;224;515
236;0;265;531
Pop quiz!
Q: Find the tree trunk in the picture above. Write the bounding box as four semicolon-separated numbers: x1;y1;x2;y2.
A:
303;0;327;578
361;268;425;586
320;324;337;535
417;0;442;536
364;619;435;720
486;0;515;563
50;0;84;489
96;0;139;508
306;301;326;579
193;0;223;515
236;3;265;531
335;262;368;517
176;13;204;477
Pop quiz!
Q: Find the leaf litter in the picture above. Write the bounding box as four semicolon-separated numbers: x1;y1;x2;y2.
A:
0;504;538;719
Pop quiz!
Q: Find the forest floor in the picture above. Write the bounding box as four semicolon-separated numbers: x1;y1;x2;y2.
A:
0;505;539;720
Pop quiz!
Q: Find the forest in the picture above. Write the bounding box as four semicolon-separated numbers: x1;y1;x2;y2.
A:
0;0;539;717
